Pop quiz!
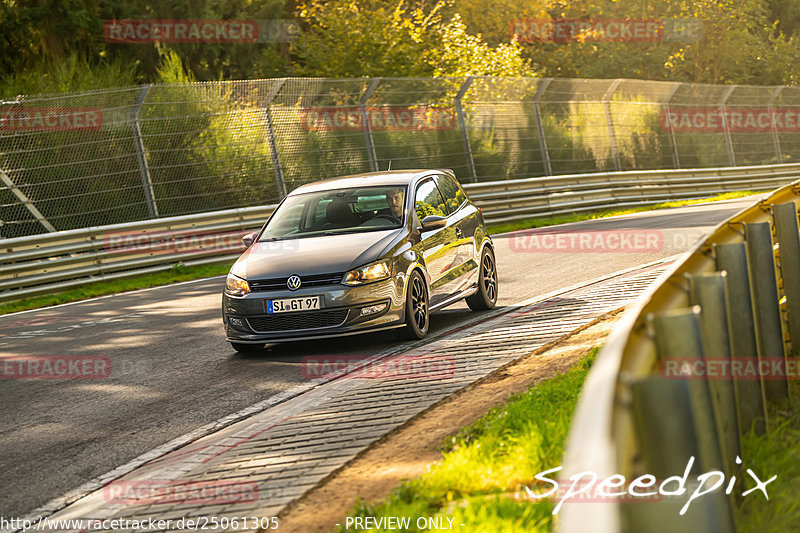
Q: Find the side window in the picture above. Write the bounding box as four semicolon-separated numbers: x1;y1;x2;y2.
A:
414;180;447;221
435;174;467;215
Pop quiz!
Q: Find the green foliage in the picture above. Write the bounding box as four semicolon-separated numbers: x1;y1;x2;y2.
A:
736;381;800;532
1;52;138;98
293;0;534;78
453;0;800;85
1;0;290;89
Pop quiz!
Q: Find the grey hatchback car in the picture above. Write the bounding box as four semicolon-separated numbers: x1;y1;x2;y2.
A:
222;169;497;351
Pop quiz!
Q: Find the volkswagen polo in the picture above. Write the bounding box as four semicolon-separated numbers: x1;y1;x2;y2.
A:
222;169;497;351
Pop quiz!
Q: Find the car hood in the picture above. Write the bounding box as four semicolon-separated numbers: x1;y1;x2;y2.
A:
234;230;402;279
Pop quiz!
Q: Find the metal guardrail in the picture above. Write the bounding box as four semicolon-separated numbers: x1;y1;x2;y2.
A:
1;163;799;304
560;177;800;531
0;206;274;302
470;162;800;225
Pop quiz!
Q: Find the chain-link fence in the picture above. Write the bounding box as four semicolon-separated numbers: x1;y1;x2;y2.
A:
2;77;800;238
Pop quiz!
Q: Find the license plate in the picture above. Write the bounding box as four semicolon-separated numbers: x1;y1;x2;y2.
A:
267;296;321;314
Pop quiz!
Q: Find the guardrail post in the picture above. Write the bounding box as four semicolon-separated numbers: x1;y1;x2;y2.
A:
768;87;784;164
653;308;725;473
719;86;737;167
264;79;287;199
455;76;477;183
603;79;623;171
628;378;736;533
532;78;553;176
626;308;734;533
132;84;159;219
773;202;800;350
688;272;740;471
745;221;788;400
664;83;682;169
715;242;768;434
360;78;381;172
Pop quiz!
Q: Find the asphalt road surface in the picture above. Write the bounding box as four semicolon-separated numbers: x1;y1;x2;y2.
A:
0;197;757;517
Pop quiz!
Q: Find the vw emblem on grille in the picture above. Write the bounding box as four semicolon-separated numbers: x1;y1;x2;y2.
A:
287;275;302;291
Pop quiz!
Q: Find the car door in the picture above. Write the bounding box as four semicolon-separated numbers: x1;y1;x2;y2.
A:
412;178;460;306
434;173;480;293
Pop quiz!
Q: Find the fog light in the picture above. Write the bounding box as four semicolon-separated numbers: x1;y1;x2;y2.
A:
360;303;388;316
229;317;245;327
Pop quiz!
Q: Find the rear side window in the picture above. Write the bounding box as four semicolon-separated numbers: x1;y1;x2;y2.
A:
414;180;447;221
435;174;467;215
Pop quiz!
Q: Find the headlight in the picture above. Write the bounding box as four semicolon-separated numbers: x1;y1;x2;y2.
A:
225;273;250;296
342;260;391;286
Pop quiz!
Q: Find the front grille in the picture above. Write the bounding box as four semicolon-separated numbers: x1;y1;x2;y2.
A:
250;273;345;292
247;309;349;332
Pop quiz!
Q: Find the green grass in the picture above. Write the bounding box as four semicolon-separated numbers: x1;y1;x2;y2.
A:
486;191;761;235
736;380;800;532
0;190;760;316
337;347;600;533
0;262;233;316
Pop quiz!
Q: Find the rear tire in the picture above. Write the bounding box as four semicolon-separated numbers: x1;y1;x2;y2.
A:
466;247;498;311
397;270;429;340
230;342;265;353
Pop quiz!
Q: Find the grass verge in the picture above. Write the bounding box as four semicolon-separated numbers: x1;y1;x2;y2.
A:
0;190;760;316
736;380;800;532
337;347;600;533
0;262;233;315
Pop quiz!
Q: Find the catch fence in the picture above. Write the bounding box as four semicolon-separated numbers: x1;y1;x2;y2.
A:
2;77;800;238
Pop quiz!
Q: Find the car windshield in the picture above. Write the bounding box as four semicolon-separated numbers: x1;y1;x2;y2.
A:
259;185;407;241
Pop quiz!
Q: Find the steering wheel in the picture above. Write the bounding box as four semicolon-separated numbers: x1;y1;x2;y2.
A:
373;214;401;223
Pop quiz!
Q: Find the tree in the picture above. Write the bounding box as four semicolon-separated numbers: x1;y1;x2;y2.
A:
292;0;533;77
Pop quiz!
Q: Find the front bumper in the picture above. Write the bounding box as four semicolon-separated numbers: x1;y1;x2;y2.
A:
222;277;406;343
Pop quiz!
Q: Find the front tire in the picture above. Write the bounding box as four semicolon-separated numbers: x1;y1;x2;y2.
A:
466;247;498;311
230;342;265;353
397;270;429;340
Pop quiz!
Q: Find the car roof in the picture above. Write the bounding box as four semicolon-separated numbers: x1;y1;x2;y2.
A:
288;169;453;196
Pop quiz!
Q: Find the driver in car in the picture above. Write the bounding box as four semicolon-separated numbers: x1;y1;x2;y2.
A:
374;187;405;222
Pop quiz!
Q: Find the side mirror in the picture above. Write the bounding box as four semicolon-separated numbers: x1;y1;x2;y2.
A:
242;231;258;248
420;215;447;231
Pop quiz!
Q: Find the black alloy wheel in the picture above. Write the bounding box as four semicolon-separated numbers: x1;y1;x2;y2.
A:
466;247;498;311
